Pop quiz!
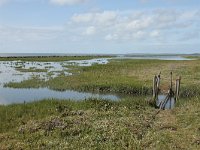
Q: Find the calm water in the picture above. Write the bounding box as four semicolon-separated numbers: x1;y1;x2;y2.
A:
116;55;193;60
0;87;119;105
157;95;175;109
0;58;113;105
0;55;193;105
0;58;109;85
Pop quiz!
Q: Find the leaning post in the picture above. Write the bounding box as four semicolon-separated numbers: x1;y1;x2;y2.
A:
153;75;157;102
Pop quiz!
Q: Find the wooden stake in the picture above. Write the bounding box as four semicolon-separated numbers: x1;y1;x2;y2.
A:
170;72;173;90
153;75;157;100
157;72;161;92
175;76;181;101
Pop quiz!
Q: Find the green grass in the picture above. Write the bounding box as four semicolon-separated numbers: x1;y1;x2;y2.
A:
141;97;200;149
0;97;200;149
184;55;200;60
0;97;153;149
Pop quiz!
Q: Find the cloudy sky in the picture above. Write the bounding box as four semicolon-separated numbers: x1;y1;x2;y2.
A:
0;0;199;54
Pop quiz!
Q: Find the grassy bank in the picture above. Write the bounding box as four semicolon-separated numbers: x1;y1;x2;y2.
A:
0;97;199;149
5;59;200;97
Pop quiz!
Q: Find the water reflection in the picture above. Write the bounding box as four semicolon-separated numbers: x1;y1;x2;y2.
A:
157;95;175;109
0;56;192;104
0;87;120;105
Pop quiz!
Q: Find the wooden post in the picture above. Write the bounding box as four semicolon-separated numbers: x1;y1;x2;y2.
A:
175;76;181;101
153;75;157;100
157;72;161;93
175;79;178;101
170;72;173;90
178;76;181;98
154;72;180;109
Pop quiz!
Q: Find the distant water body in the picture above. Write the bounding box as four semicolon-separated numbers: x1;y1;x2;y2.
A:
116;56;192;60
0;53;193;60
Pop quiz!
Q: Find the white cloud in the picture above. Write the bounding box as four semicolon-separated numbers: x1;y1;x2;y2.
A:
150;30;160;37
71;11;117;25
70;9;200;42
125;17;153;31
50;0;87;5
105;34;118;41
83;26;96;35
133;31;146;39
1;9;199;52
71;13;94;23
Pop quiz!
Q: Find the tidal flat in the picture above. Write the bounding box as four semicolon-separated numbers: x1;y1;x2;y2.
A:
0;55;200;149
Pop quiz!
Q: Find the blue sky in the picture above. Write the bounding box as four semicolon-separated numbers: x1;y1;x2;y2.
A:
0;0;200;54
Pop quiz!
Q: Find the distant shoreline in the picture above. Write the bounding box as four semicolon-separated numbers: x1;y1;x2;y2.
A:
0;53;199;58
0;53;117;57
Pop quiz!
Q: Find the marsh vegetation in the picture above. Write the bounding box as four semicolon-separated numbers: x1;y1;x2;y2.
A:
4;58;200;97
0;55;200;149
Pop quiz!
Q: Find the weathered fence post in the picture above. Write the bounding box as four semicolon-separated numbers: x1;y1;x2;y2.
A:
153;73;161;107
153;75;157;101
157;72;161;92
170;72;173;90
175;76;181;102
153;72;181;109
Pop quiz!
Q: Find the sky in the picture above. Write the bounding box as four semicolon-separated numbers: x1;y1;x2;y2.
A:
0;0;200;54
